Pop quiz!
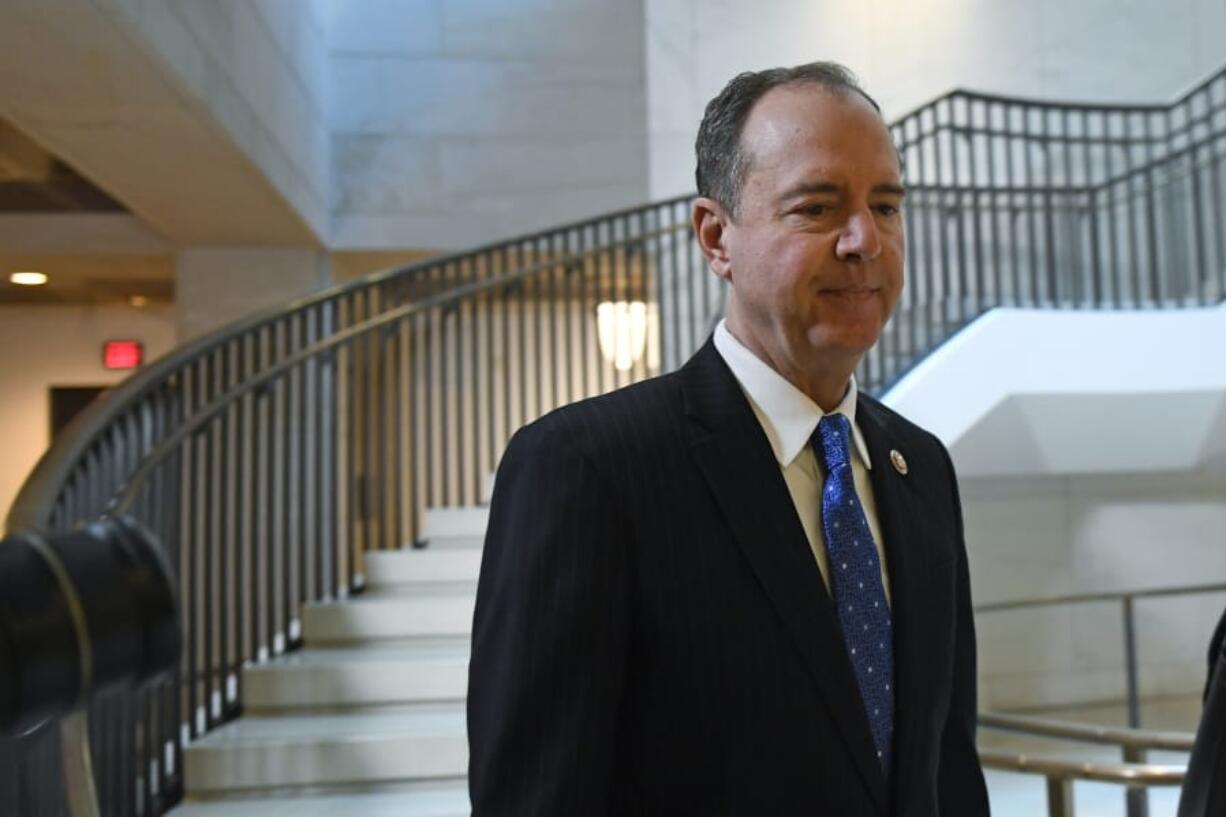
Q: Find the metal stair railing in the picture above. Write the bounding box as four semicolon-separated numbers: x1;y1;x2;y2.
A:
975;581;1226;816
977;748;1185;817
2;63;1224;817
1;198;711;817
867;64;1226;393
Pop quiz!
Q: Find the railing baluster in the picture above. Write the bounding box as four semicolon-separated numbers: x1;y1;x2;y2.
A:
1122;596;1146;817
948;97;967;329
1047;776;1074;817
1143;111;1162;305
392;304;405;547
1085;110;1102;308
1188;105;1208;306
919;106;937;349
479;254;493;501
440;265;453;510
516;242;528;429
986;102;1004;310
216;348;230;719
1062;107;1077;307
499;245;511;465
969;98;985;316
261;327;277;648
344;310;358;592
466;254;481;504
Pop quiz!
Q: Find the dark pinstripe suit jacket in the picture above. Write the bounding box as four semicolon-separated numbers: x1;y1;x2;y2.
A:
1178;607;1226;817
468;340;989;816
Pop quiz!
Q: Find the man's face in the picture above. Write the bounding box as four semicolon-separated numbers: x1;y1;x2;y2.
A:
715;84;905;372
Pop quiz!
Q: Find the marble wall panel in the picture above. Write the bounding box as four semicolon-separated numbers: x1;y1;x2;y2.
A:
440;0;644;66
330;57;643;138
646;0;1226;200
326;0;443;56
327;0;649;249
964;471;1226;710
134;0;333;239
333;135;442;213
438;138;646;197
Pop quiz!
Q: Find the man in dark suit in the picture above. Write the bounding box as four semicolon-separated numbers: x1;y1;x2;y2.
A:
1177;606;1226;816
468;61;990;816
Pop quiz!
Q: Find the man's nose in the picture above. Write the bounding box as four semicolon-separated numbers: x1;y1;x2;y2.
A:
835;210;882;262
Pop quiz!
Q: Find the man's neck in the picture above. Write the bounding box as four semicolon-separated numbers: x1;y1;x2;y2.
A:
723;317;857;413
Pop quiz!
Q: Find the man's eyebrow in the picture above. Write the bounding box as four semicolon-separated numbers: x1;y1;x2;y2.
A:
778;181;907;201
778;181;842;201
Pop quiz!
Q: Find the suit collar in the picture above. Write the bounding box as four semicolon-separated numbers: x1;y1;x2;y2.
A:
680;341;891;812
710;320;873;470
858;397;950;812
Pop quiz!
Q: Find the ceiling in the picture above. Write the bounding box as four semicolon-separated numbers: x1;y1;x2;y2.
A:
0;118;174;306
0;253;173;305
0;118;125;213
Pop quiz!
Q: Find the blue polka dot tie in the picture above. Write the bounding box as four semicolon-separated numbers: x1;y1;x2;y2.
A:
814;413;894;775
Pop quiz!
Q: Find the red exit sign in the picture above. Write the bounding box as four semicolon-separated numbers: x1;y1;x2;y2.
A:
103;340;143;370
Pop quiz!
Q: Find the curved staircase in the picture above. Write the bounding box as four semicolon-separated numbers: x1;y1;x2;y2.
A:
175;507;486;815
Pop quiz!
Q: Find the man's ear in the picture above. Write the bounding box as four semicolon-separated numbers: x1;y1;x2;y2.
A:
692;196;733;281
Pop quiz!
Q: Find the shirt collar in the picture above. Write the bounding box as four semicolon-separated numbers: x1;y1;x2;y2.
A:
713;319;873;470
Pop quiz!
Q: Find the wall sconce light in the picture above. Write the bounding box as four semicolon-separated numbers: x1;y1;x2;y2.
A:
597;300;650;372
10;271;48;286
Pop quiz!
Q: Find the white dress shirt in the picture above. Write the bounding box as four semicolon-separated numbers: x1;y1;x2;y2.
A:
712;320;891;603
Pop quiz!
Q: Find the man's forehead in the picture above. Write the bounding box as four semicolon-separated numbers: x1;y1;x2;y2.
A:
740;85;900;185
744;84;883;139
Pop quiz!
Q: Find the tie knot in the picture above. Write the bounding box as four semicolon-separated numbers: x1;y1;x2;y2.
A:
815;413;853;471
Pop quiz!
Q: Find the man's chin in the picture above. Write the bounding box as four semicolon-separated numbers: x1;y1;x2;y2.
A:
805;324;885;359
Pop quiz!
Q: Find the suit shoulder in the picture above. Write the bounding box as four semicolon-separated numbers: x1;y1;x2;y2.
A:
858;392;949;457
506;371;685;458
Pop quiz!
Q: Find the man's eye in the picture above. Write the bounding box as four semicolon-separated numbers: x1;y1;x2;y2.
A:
875;203;901;216
803;204;829;216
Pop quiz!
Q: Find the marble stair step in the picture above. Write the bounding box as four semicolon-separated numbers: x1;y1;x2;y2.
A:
170;782;470;817
301;587;475;644
363;548;482;591
183;707;468;794
418;507;489;547
242;642;470;710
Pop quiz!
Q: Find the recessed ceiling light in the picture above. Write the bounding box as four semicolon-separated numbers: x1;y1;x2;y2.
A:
10;271;48;286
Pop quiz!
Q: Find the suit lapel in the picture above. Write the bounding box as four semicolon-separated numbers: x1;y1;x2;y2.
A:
680;342;889;812
857;398;944;812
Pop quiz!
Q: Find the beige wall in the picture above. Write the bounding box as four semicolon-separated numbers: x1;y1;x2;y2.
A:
0;303;178;527
175;247;332;341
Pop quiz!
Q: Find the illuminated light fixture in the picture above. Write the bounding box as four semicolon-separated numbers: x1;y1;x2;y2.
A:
103;340;143;370
10;271;48;286
597;300;650;372
129;295;150;308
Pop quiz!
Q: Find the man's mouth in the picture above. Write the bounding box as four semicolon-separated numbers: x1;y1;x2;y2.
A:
819;286;879;299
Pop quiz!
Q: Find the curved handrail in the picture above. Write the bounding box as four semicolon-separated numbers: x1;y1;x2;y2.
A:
979;711;1195;752
977;582;1226;614
974;580;1225;742
106;221;688;516
5;199;696;534
974;579;1219;815
978;750;1185;786
892;62;1226;125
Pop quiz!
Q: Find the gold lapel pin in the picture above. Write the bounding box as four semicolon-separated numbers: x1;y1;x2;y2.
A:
890;449;909;476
